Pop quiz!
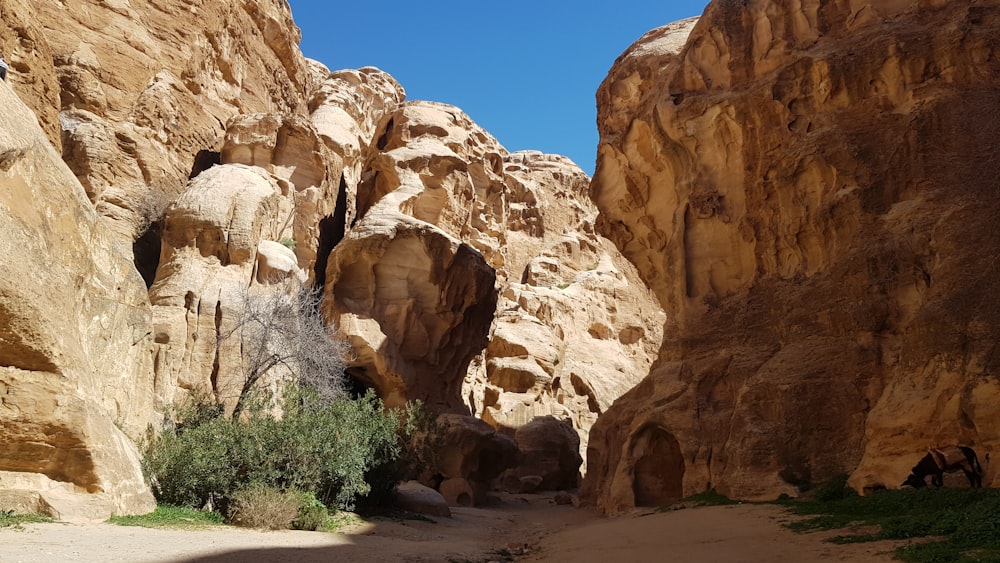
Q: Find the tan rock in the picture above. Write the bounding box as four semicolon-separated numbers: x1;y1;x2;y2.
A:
323;213;498;411
395;481;451;517
507;417;582;491
584;2;1000;513
0;80;155;519
149;164;303;409
332;101;664;475
1;0;314;244
429;414;519;506
219;112;344;282
308;66;405;207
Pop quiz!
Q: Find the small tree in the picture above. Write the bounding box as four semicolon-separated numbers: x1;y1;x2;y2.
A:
220;281;348;418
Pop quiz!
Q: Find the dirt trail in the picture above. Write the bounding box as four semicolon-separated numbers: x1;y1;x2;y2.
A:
0;497;901;563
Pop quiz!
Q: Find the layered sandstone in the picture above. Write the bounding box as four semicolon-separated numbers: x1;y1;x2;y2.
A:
0;80;155;520
0;0;313;247
584;1;1000;514
0;0;320;518
0;0;667;516
322;102;664;488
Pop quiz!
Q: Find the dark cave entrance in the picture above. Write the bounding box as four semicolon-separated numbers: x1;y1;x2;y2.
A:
133;218;163;288
313;176;348;291
344;366;375;399
631;426;685;506
188;149;220;179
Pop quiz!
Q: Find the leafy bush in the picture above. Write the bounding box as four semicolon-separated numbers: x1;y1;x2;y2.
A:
143;388;416;517
229;485;299;530
292;491;329;531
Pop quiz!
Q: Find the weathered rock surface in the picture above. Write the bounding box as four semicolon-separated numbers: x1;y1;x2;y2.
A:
503;416;582;491
149;163;300;409
0;80;155;519
322;101;664;477
0;0;667;515
395;480;452;518
430;414;519;506
584;2;1000;514
0;0;313;245
309;66;405;212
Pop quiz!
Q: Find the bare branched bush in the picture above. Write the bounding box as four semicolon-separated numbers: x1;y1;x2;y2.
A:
220;281;349;418
228;485;300;530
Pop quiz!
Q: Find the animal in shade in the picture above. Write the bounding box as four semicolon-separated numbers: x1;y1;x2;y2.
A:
902;445;984;489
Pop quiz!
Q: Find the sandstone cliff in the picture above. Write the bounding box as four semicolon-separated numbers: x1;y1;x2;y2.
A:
323;101;665;489
583;1;1000;514
0;0;666;516
0;79;155;521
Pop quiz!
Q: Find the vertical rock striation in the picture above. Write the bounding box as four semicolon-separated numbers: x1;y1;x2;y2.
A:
584;1;1000;513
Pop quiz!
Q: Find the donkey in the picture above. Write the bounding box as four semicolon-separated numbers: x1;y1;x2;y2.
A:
902;445;984;489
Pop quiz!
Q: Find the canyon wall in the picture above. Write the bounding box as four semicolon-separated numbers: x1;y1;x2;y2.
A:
0;77;155;521
0;0;664;516
583;1;1000;514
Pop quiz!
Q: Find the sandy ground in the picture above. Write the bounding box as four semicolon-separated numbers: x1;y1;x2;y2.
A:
0;495;904;563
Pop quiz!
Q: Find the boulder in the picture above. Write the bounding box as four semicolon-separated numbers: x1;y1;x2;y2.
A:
421;414;520;506
509;417;582;491
395;481;451;517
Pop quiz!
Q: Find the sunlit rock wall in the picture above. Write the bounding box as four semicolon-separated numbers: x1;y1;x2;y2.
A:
584;1;1000;514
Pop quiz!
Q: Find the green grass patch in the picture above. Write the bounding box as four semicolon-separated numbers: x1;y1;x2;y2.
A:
319;511;362;533
0;510;52;529
656;488;739;512
781;484;1000;562
681;489;740;507
108;505;224;528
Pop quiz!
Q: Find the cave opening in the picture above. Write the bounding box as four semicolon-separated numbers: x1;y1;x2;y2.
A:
189;149;220;179
344;366;374;399
313;176;348;291
133;218;163;288
631;426;685;507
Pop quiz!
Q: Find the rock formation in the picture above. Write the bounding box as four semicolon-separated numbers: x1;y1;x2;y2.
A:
0;80;155;520
0;0;313;249
322;101;665;490
0;0;320;519
583;1;1000;514
0;0;667;515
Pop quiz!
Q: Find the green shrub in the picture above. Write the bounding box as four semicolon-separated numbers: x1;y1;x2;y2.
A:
143;389;417;513
292;491;329;531
229;484;299;530
784;487;1000;562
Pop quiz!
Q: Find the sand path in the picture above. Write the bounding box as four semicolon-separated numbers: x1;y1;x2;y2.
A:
0;496;902;563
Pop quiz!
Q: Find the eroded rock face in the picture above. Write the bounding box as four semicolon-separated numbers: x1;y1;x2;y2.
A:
1;0;313;244
584;2;1000;514
0;81;155;520
149;163;297;409
503;416;582;491
323;216;498;410
309;66;405;209
1;0;666;514
431;414;519;506
323;102;664;478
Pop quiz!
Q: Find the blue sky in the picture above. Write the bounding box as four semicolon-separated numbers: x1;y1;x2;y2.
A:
288;1;709;176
